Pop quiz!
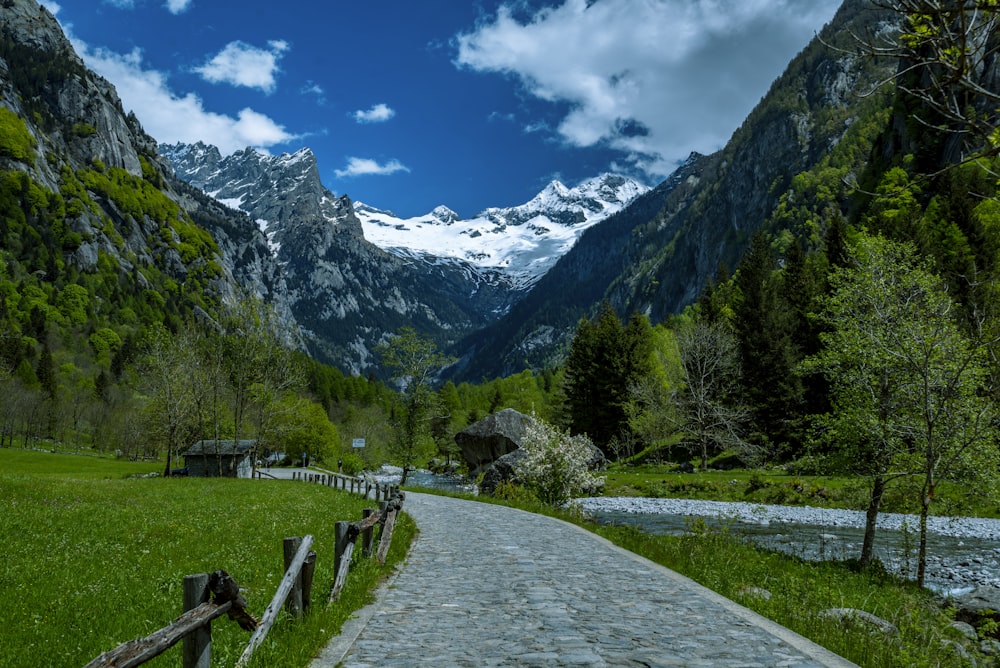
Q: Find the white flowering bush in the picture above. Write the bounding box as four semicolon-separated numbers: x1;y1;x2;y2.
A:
515;417;604;506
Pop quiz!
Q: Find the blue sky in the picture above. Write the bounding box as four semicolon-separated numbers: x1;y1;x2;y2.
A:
44;0;842;218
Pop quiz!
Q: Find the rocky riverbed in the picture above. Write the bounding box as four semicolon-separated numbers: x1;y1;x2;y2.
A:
577;496;1000;594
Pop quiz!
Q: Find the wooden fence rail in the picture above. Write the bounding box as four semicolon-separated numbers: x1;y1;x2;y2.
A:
85;491;405;668
329;491;405;603
282;469;398;502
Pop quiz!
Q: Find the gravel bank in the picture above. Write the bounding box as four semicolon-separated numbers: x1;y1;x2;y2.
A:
576;497;1000;540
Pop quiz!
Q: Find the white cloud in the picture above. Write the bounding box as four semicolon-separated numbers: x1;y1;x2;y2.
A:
335;157;410;178
353;103;396;124
70;40;297;154
523;120;549;134
39;1;60;14
455;0;841;178
164;0;193;14
488;111;515;123
301;82;326;104
195;40;289;93
103;0;135;8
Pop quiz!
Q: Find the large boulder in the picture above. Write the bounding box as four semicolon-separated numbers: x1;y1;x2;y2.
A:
953;586;1000;633
479;448;528;496
455;408;532;476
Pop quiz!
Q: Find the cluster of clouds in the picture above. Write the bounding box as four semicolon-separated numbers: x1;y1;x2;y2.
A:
194;40;289;94
89;0;194;15
51;0;404;177
49;0;842;187
457;0;842;177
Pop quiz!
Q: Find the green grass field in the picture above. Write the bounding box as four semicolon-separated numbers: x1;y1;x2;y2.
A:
0;449;414;668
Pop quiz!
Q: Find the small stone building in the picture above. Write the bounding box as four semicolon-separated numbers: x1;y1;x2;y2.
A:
183;439;255;478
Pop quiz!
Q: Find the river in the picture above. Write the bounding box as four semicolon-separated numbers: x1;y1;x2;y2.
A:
579;497;1000;595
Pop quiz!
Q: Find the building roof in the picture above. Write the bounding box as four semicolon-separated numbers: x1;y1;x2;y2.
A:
184;439;256;456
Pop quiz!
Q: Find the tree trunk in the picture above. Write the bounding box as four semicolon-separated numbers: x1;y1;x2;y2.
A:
860;475;885;570
917;481;933;588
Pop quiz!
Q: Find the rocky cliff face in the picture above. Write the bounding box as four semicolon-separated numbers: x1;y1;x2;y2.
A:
162;142;517;373
162;140;653;374
615;0;898;322
0;0;292;329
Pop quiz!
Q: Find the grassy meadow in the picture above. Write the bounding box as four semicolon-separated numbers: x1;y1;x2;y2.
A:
0;449;414;668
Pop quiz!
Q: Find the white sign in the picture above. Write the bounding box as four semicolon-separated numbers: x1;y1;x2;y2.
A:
352;438;366;449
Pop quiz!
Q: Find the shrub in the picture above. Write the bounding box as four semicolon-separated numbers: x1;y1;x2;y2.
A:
339;452;365;475
514;416;605;505
0;106;35;162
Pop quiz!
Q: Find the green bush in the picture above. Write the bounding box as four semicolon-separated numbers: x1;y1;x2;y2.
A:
71;122;97;137
492;480;540;504
0;107;36;162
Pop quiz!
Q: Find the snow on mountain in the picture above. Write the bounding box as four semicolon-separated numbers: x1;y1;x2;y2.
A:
356;174;649;291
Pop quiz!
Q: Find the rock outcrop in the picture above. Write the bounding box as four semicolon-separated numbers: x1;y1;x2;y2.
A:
454;408;532;476
0;0;290;333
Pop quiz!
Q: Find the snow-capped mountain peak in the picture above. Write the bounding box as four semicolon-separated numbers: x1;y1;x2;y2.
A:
431;205;459;224
356;173;649;291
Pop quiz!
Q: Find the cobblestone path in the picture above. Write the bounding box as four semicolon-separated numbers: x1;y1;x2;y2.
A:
312;492;856;667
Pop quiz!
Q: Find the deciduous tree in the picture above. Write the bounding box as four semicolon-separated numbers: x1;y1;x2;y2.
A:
138;325;202;476
804;234;998;582
377;327;454;485
673;320;752;469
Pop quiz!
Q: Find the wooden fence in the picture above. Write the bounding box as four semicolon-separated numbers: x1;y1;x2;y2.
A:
280;469;397;502
84;490;405;668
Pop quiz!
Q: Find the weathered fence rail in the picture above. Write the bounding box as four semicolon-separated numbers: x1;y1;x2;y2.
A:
85;491;406;668
279;468;397;502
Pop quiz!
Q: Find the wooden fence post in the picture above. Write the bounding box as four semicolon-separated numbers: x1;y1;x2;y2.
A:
361;508;375;557
182;574;211;668
237;536;313;668
301;551;317;612
283;537;304;618
334;521;349;575
377;494;403;565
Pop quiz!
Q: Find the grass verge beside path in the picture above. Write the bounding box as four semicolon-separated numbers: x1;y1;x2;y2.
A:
0;450;415;668
407;486;984;668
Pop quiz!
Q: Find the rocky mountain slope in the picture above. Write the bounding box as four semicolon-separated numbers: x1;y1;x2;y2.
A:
162;141;524;373
162;142;648;373
456;0;900;380
0;0;293;334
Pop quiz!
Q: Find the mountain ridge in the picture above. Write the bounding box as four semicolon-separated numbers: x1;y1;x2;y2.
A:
354;172;649;291
161;141;648;374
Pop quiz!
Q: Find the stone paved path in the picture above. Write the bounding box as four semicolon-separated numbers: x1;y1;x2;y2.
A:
312;492;857;667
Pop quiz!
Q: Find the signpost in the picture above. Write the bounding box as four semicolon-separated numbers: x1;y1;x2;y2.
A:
352;438;365;449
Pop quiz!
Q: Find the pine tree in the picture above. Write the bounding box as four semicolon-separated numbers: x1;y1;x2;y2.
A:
734;232;804;457
564;302;655;454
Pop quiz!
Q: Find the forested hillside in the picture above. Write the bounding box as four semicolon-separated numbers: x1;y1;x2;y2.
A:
458;0;899;380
